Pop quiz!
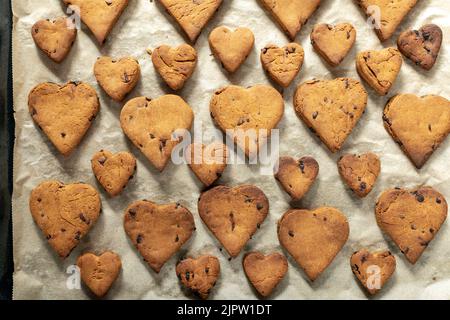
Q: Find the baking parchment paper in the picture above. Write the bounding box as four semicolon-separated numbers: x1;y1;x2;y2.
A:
11;0;450;299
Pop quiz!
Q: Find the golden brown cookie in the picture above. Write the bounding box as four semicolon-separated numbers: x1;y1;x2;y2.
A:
356;47;402;96
31;17;77;63
209;26;255;73
337;152;380;198
278;207;349;281
120;95;194;172
293;78;368;153
310;23;356;67
152;44;197;90
29;181;101;258
28;82;100;156
176;255;220;299
274;156;319;201
383;94;450;169
198;185;269;258
124;200;195;273
77;251;122;298
210;85;284;158
243;252;288;297
375;187;447;264
260;43;304;87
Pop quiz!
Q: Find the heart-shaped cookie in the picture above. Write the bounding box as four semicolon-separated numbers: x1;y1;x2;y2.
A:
94;56;140;102
159;0;223;42
383;94;450;169
186;142;228;187
338;152;380;198
258;0;321;40
91;150;137;197
210;85;284;158
31;17;77;63
293;78;367;153
28;82;100;156
176;255;220;299
198;185;269;258
274;156;319;201
63;0;129;44
29;181;102;258
209;26;255;73
120;95;194;172
77;251;122;297
310;23;356;67
124;200;195;273
375;187;447;264
278;207;349;281
350;249;396;295
243;252;288;297
260;43;304;87
152;44;197;90
356;47;403;96
397;24;443;70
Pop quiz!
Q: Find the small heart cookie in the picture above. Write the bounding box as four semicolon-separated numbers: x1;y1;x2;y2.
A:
350;249;396;295
176;255;220;299
209;26;255;73
31;17;77;63
278;207;349;281
124;200;195;273
310;23;356;67
293;78;367;153
198;185;269;258
77;251;122;297
28;82;100;156
152;44;197;90
375;187;447;264
260;43;304;87
383;94;450;169
274;156;319;201
337;152;380;198
210;85;284;157
356;47;403;96
120;95;194;171
29;181;102;258
397;24;443;70
243;252;288;297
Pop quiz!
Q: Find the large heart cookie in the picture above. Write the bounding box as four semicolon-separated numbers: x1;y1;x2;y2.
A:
152;44;197;90
159;0;223;42
77;251;122;297
274;156;319;201
278;207;349;281
243;252;288;297
356;47;402;96
63;0;129;45
176;255;220;299
310;23;356;67
260;43;304;87
258;0;321;40
31;17;77;63
383;94;450;169
209;26;255;73
94;56;140;102
120;95;194;171
293;78;367;153
397;24;443;70
198;185;269;258
210;85;284;157
375;187;447;264
355;0;418;41
28;82;100;156
124;200;195;273
29;181;101;258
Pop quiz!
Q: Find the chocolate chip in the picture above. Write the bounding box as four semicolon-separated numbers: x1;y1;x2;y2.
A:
46;234;52;240
415;193;425;202
436;198;442;204
175;234;179;242
136;234;143;244
205;267;209;274
312;111;318;119
299;160;305;173
61;132;66;138
98;156;106;165
185;272;190;280
359;182;366;191
74;231;81;241
261;47;268;54
129;208;137;217
79;213;89;224
256;203;264;210
288;230;294;237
